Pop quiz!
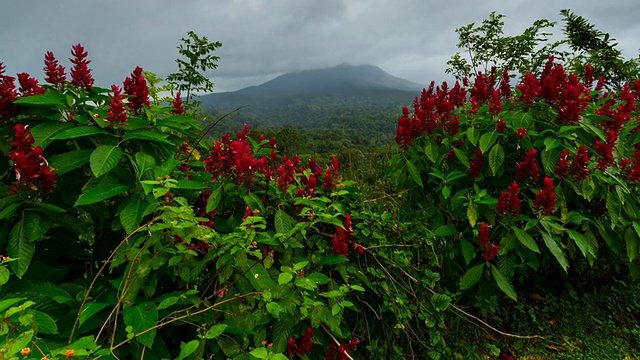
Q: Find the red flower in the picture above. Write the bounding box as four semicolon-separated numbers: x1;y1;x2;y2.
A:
516;128;527;139
496;119;507;133
69;44;94;89
9;124;57;194
123;66;150;115
106;85;128;125
478;223;490;247
515;148;540;184
43;51;66;86
496;182;521;217
296;327;314;355
595;130;617;171
569;145;590;181
584;63;594;88
172;91;185;115
533;177;557;216
482;244;499;261
555;150;571;180
469;148;483;178
499;69;511;98
488;89;502;117
17;73;45;96
0;64;19;121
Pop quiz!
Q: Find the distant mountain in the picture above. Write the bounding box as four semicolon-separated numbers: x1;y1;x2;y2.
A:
199;64;423;142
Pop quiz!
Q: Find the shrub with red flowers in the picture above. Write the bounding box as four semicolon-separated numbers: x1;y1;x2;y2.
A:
389;54;640;305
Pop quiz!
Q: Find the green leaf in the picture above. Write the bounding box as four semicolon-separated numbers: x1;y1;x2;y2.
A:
135;152;156;179
0;202;21;220
431;293;451;311
274;209;294;234
453;148;470;168
425;139;439;162
123;302;158;348
176;179;208;190
120;195;147;234
319;254;349;265
90;145;123;178
513;228;539;253
30;122;74;149
625;228;639;262
567;229;591;259
51;126;109;140
467;200;478;227
250;348;268;359
24;211;51;241
606;190;622;227
406;159;423;188
48;150;92;175
543;138;561;151
123;130;174;145
204;324;227;339
206;186;222;213
306;273;331;284
75;184;130;206
488;143;505;175
7;220;34;279
14;91;67;107
0;267;10;286
266;302;282;318
461;240;475;265
79;303;110;326
7;330;33;355
479;131;498;153
176;340;200;360
278;272;293;285
459;263;484;290
491;265;517;301
542;232;569;273
466;127;480;146
157;296;179;310
434;225;457;237
32;311;58;334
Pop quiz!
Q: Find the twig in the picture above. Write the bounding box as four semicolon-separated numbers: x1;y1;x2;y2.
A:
321;324;354;360
68;218;159;345
363;190;408;203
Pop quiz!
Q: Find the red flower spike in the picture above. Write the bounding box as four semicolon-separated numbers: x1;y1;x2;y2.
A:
171;91;185;115
17;73;45;96
0;63;19;120
499;69;511;98
569;145;590;181
533;177;557;216
584;64;594;87
488;89;502;117
469;148;483;178
516;128;527;139
555;150;571;180
496;119;507;133
478;223;490;247
43;51;67;86
106;85;128;125
9;124;57;194
123;66;150;115
515;149;540;184
69;44;94;89
496;182;521;217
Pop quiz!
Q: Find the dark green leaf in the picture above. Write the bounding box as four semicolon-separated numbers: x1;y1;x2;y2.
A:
90;145;122;178
306;273;331;285
48;150;92;175
134;152;156;179
0;267;10;286
453;148;470;168
542;232;569;273
434;225;457;237
123;130;174;145
513;228;539;253
75;184;130;206
0;202;21;220
319;254;349;265
491;265;517;301
625;228;639;262
176;340;200;360
32;311;58;334
479;131;498;153
274;209;294;234
30;122;74;149
459;263;484;290
489;143;505;175
466;127;480;146
567;229;591;259
51;126;109;140
123;302;158;348
120;195;148;234
206;186;222;213
14;91;67;107
204;324;227;339
79;303;110;326
431;293;451;311
406;159;423;188
7;221;34;278
23;211;51;241
461;240;475;265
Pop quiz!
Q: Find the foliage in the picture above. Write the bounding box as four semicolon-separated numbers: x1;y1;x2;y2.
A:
389;54;640;310
166;31;222;107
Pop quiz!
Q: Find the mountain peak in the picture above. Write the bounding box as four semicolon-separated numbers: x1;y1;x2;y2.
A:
231;64;422;97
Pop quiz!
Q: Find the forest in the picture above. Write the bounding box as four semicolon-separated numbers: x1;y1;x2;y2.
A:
0;9;639;360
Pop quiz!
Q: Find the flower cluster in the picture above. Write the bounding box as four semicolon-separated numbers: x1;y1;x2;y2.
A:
43;51;66;86
0;63;18;120
326;339;358;360
123;66;150;115
8;124;57;194
17;73;46;96
496;119;507;133
514;148;540;184
496;182;521;217
333;214;363;256
533;177;557;216
172;91;185;115
594;130;617;171
469;148;483;178
396;80;467;148
106;85;128;126
286;327;314;358
555;145;590;181
69;44;94;89
477;222;499;261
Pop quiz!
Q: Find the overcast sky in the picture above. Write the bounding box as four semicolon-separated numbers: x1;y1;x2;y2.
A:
1;1;639;93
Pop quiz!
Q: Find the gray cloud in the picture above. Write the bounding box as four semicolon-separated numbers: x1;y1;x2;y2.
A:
1;1;638;92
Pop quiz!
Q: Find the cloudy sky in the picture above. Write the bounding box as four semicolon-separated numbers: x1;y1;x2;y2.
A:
1;1;639;93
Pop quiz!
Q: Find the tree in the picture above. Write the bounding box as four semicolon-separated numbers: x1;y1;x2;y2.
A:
166;31;222;107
